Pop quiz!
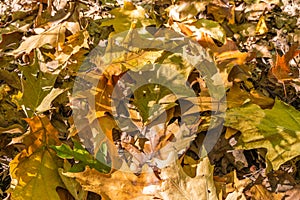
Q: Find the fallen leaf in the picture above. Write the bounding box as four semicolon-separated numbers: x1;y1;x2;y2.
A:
12;22;66;55
100;1;155;34
9;115;64;200
226;82;274;109
0;31;23;52
19;50;60;117
36;88;67;113
174;19;226;44
160;157;218;200
57;161;88;200
269;44;300;81
63;165;161;200
207;2;235;24
255;16;268;35
167;1;208;22
248;184;284;200
10;148;64;200
225;99;300;171
55;30;89;64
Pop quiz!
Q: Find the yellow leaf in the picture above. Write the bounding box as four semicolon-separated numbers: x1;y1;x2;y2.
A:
55;30;90;64
255;16;268;35
9;116;64;199
10;149;64;200
100;1;155;34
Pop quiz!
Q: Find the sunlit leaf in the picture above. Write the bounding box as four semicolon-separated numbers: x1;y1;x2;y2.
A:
10;149;64;200
255;16;268;35
63;164;161;200
160;157;218;199
9;115;64;200
100;1;155;34
269;44;300;81
12;23;66;55
51;140;111;173
55;30;89;64
225;99;300;170
20;50;60;117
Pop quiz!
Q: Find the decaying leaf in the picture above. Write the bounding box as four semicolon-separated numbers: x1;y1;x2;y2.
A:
160;157;218;200
167;1;208;22
207;2;235;24
214;170;251;200
63;157;218;200
225;99;300;170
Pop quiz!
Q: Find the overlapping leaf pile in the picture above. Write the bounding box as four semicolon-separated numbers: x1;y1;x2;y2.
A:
0;0;300;199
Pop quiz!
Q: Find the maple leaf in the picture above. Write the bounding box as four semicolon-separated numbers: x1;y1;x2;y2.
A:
9;115;64;200
269;44;300;81
225;99;300;171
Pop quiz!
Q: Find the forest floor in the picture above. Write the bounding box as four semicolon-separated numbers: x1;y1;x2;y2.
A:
0;0;300;199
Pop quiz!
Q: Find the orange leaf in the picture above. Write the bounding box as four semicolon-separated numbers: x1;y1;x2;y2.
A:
270;44;300;81
177;22;194;37
11;115;61;156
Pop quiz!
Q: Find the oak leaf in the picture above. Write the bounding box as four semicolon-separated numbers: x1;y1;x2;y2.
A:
9;115;64;200
63;165;161;200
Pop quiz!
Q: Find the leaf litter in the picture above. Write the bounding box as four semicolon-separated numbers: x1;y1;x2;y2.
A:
0;0;300;199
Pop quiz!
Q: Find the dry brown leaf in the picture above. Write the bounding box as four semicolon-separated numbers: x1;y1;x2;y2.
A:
248;185;284;200
160;157;218;200
214;170;251;200
63;165;161;200
207;2;235;24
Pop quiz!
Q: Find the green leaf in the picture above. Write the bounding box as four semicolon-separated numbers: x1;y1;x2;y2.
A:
225;99;300;170
20;50;59;117
51;140;111;173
